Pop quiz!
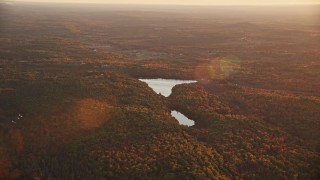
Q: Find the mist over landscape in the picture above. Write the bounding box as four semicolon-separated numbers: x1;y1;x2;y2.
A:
0;1;320;179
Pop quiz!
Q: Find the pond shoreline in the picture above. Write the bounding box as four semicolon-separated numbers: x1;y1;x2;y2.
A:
139;78;197;127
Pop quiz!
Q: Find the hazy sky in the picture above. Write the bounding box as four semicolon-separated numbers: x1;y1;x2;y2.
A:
13;0;320;5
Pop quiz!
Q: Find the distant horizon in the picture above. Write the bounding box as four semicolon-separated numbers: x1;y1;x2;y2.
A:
8;0;320;6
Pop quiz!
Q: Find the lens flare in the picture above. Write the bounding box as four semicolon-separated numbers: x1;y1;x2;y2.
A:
195;55;240;84
7;129;24;153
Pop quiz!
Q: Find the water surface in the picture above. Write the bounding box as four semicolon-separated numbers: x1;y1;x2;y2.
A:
171;111;195;127
139;79;197;97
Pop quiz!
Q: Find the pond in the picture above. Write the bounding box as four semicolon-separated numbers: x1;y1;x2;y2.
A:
171;110;195;127
139;79;197;97
139;78;197;127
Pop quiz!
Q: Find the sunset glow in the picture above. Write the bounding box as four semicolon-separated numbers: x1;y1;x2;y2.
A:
12;0;320;5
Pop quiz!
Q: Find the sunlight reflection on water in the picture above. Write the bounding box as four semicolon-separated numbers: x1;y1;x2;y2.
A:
139;79;197;97
171;110;195;127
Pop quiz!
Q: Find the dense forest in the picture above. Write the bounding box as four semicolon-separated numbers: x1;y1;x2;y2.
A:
1;2;319;179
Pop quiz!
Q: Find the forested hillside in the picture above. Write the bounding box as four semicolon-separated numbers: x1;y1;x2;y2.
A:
1;2;319;179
